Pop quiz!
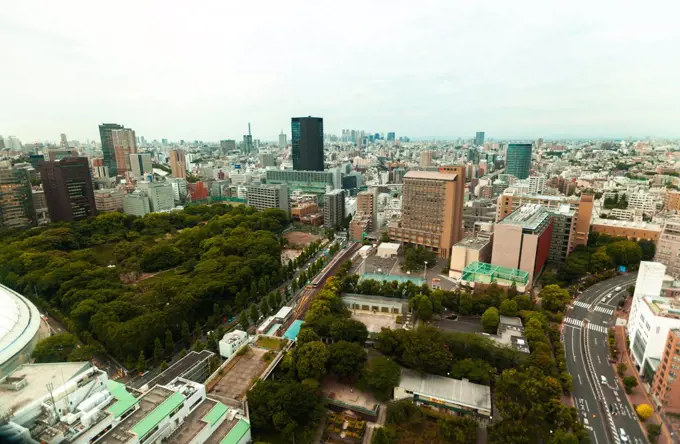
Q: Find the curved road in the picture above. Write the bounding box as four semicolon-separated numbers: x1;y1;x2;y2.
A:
562;273;647;444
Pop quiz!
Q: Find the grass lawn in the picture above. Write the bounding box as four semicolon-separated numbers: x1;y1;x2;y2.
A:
255;336;283;350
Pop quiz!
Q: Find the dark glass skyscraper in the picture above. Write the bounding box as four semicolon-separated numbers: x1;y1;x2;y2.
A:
291;117;324;171
505;143;533;179
475;131;485;146
99;123;124;176
39;157;96;222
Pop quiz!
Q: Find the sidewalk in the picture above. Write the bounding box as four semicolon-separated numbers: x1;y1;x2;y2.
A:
613;317;673;443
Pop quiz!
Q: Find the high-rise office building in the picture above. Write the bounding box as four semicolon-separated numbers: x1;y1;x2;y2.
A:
0;166;36;229
130;153;152;177
99;123;124;176
60;133;68;148
324;189;345;229
242;123;254;155
291;116;324;171
388;168;466;257
220;139;236;154
279;131;287;149
386;132;396;142
112;128;137;175
505;143;532;179
39;157;97;222
475;132;485;146
169;150;187;179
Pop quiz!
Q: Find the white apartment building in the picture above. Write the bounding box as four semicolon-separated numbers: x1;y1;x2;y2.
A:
528;175;547;194
628;192;659;214
656;220;680;278
123;191;151;217
167;177;187;203
138;182;175;212
218;330;249;359
628;262;680;380
609;208;637;221
246;183;289;213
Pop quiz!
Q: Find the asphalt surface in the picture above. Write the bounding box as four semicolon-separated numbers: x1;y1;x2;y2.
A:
563;273;647;444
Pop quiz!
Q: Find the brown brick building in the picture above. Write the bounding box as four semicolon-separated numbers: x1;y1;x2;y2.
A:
651;328;680;413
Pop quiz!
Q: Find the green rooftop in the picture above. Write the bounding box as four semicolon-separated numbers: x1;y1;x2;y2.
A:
462;261;529;286
131;392;185;440
106;380;138;419
203;402;229;426
219;419;250;444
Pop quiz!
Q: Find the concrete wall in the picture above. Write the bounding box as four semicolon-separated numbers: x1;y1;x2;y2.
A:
491;224;522;270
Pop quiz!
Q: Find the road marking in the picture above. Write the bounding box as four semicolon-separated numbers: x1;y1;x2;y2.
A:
564;317;584;327
578;374;582;385
574;301;592;309
596;354;601;364
595;306;614;315
588;323;608;334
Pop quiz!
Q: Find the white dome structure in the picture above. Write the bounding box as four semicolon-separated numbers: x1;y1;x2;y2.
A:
0;284;42;378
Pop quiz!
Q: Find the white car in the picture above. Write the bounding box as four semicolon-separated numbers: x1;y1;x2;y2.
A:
601;375;608;385
619;428;628;442
615;286;622;292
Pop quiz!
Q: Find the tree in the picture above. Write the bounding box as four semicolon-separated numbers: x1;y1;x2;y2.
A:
153;337;164;365
402;245;437;272
371;427;392;444
361;357;401;401
181;321;190;345
297;328;321;346
513;294;532;311
328;341;367;380
239;310;249;329
159;360;169;371
616;362;627;376
499;299;518;317
249;304;260;325
32;333;79;363
481;307;500;334
606;240;642;267
638;239;656;261
623;375;638;393
410;294;433;321
194;321;202;338
540;284;571;313
450;358;496;385
164;329;174;355
636;403;653;421
137;350;146;372
260;297;270;316
646;423;661;443
330;319;369;344
296;341;330;380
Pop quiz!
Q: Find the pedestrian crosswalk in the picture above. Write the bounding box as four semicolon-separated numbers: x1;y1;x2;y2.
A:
573;301;591;309
588;323;608;334
594;306;614;315
564;317;583;328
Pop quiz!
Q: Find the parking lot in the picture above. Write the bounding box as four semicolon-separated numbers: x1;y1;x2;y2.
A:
433;313;482;333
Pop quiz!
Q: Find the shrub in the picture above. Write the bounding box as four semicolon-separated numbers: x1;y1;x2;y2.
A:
636;404;653;421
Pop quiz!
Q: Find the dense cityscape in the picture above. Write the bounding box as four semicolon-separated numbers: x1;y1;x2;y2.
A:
1;123;680;444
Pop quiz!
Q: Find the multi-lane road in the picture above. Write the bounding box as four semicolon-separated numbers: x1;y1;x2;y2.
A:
563;273;647;444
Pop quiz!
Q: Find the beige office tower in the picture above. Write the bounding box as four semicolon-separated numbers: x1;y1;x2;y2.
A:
112;128;137;175
169;150;187;179
349;189;377;241
388;167;466;258
420;150;432;167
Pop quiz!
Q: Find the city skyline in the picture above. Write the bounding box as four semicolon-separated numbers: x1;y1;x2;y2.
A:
2;0;679;142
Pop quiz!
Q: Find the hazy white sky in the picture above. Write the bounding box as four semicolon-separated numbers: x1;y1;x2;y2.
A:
2;0;679;142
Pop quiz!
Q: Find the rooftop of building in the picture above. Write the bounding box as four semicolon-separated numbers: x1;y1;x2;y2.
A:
592;218;662;231
403;170;457;181
145;350;214;389
398;368;491;412
642;295;680;320
498;204;552;231
500;189;581;202
454;235;492;250
0;362;91;417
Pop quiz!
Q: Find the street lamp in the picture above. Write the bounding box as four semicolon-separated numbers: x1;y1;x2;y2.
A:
424;261;428;281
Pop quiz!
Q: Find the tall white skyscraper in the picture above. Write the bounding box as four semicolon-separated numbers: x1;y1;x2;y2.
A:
279;131;287;149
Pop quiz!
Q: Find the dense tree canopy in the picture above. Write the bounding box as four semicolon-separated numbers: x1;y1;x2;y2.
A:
0;205;291;362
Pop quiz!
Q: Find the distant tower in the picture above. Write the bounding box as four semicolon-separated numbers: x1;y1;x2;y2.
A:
475;132;485;146
291;116;324;171
279;130;287;150
242;122;253;155
60;133;68;148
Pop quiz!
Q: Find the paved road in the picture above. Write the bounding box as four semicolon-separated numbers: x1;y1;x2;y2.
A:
563;273;647;444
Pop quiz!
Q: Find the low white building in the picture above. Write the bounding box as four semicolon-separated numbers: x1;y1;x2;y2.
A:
218;330;249;359
257;316;276;335
273;306;293;324
377;242;401;258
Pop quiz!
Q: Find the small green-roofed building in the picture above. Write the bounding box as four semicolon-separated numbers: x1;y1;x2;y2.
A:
203;402;229;426
131;391;185;440
106;380;138;418
219;419;251;444
462;261;529;290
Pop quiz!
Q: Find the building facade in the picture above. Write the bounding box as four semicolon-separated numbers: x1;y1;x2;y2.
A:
169;150;187;179
129;153;152;177
324;189;345;228
112;128;137;175
590;218;661;243
656;220;680;278
651;328;680;413
491;204;553;286
94;189;124;213
39;157;97;222
388;168;465;258
123;191;151;216
99;123;125;176
0;166;36;229
291;116;324;171
475;131;485;146
246;184;289;213
505;143;532;179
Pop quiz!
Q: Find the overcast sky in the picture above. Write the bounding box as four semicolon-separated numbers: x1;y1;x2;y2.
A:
2;0;679;142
